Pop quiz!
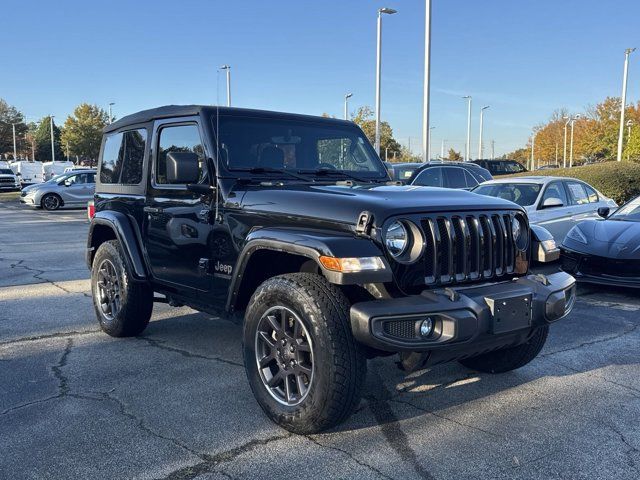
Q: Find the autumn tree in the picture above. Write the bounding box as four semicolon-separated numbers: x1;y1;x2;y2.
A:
351;106;402;158
446;148;462;161
0;99;28;159
61;104;109;163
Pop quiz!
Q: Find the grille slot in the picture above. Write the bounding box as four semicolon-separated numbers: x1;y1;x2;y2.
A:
383;320;416;339
420;212;519;286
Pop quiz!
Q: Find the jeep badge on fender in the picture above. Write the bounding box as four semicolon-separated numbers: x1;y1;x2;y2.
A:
87;105;576;434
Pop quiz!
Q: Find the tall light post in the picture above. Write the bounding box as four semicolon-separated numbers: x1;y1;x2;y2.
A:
421;0;432;162
108;102;115;124
375;7;397;154
220;65;231;107
617;48;635;162
627;119;634;161
530;131;536;171
569;114;580;167
12;123;17;161
49;116;56;163
563;115;571;168
477;105;489;160
428;126;435;162
344;93;353;120
462;95;472;161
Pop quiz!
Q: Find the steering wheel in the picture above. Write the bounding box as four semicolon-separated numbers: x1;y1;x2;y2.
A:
317;163;337;170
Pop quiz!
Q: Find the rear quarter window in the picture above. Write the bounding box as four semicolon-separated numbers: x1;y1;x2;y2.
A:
99;129;147;184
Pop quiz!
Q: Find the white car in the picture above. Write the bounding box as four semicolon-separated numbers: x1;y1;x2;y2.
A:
0;167;20;191
472;176;617;243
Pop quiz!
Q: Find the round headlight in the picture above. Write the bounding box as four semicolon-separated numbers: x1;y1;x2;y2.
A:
511;216;521;242
385;221;409;257
511;215;528;250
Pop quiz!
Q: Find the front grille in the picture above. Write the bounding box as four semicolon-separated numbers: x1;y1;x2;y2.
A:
579;255;640;279
420;212;518;286
383;320;416;339
0;178;14;184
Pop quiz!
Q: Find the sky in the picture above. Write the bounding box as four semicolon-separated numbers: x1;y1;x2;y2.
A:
2;0;639;158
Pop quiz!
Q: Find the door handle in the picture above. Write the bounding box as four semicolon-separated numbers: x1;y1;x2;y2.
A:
143;206;163;214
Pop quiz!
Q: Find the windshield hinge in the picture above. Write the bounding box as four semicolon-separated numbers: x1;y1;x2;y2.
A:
356;211;374;236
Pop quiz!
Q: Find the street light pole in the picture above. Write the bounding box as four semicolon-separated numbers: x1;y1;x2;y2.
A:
477;106;489;160
627;119;634;161
617;48;635;162
428;126;435;162
220;65;231;107
421;0;432;162
563;116;571;168
12;123;17;161
569;115;580;167
375;7;397;154
108;103;115;124
463;95;472;161
344;93;353;120
49;116;56;163
530;132;535;171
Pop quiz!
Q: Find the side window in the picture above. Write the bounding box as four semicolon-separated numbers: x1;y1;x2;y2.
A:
100;132;124;184
413;167;442;187
463;170;479;188
87;173;96;184
583;184;599;203
99;129;147;184
542;182;568;206
156;124;206;185
565;181;589;205
444;167;467;188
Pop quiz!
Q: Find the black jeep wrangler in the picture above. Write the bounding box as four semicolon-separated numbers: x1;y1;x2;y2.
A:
87;105;576;433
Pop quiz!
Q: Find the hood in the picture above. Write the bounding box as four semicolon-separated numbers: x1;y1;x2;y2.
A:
239;183;522;226
571;219;640;259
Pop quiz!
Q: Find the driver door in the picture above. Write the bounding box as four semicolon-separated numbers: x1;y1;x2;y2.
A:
62;173;94;205
535;181;574;241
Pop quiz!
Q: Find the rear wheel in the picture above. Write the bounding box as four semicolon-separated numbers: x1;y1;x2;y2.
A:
91;240;153;337
41;193;62;211
459;326;549;373
243;273;366;434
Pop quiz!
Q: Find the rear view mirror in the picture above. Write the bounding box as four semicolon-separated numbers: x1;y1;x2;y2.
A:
541;197;563;209
597;206;610;218
166;151;200;184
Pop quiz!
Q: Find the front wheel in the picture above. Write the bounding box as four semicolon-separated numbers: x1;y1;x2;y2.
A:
243;273;366;434
459;326;549;373
41;193;62;211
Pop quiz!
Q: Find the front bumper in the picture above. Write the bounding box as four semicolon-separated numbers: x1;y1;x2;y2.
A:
561;248;640;288
19;195;36;205
350;272;576;358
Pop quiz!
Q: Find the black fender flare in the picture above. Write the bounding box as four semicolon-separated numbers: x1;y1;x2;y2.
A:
87;211;148;279
225;227;392;312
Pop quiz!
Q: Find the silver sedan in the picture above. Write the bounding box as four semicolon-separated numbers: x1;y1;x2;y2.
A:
20;170;96;211
472;176;617;243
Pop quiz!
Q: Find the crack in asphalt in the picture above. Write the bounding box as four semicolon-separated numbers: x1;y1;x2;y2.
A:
608;424;640;472
541;321;639;358
0;329;101;346
138;336;243;368
5;257;91;298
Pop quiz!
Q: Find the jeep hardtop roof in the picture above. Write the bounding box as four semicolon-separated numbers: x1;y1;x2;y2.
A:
105;105;353;133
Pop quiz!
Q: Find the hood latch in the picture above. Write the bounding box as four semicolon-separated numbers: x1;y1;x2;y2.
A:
356;211;374;236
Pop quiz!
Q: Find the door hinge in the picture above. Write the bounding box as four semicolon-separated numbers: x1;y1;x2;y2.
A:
198;258;210;275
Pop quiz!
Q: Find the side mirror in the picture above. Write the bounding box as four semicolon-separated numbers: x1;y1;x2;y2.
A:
541;197;563;209
166;151;200;184
597;206;610;218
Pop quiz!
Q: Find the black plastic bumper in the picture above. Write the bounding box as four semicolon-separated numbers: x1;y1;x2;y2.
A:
350;272;576;356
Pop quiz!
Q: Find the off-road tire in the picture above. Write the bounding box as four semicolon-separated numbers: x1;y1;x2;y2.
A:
243;273;366;434
91;240;153;337
459;325;549;373
41;193;62;211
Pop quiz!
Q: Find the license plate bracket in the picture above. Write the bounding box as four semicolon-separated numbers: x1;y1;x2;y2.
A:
485;293;532;334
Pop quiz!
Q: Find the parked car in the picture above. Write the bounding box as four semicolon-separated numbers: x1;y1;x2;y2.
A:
388;162;423;182
86;105;576;434
561;195;640;287
472;159;527;176
42;161;74;180
20;169;96;210
472;176;617;243
0;167;20;191
10;160;44;186
408;161;492;189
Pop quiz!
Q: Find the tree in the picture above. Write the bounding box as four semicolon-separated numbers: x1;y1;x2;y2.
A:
61;104;109;163
446;148;462;161
0;99;28;159
624;125;640;162
34;116;64;162
351;106;402;159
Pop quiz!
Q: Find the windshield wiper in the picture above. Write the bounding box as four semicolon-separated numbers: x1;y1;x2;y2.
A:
240;167;315;183
302;168;374;183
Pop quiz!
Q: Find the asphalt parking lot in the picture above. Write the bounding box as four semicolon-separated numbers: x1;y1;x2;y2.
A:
1;197;639;480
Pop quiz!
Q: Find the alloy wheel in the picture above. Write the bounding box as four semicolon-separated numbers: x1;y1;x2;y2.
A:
95;259;121;321
43;195;60;210
255;306;314;406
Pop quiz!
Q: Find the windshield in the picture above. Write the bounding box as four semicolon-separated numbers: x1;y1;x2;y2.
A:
610;196;640;221
473;183;541;206
213;116;388;180
0;169;13;175
50;174;68;183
